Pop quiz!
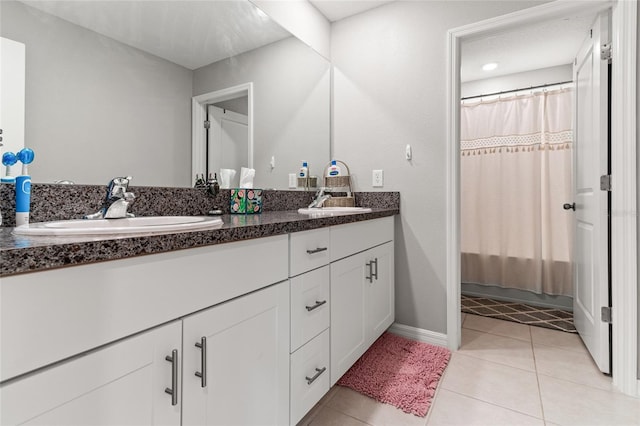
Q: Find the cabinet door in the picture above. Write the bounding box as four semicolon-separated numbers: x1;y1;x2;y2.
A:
182;281;290;426
0;322;181;426
330;252;367;385
367;241;395;344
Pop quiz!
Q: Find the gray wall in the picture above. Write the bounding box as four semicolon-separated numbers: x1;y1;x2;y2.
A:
0;1;193;187
331;0;548;334
193;37;330;190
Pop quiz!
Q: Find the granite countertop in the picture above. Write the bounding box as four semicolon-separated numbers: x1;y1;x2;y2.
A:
1;208;398;277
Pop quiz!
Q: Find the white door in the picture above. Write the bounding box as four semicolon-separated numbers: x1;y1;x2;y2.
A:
571;12;610;374
207;105;248;177
0;322;182;426
181;282;290;426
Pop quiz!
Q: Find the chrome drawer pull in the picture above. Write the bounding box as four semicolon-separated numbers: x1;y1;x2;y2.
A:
305;367;327;385
195;337;207;388
372;258;379;280
306;247;328;254
365;261;373;283
164;349;179;406
305;300;327;311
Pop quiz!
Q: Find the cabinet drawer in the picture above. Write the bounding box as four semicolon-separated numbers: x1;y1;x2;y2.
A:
289;228;330;276
290;329;330;426
330;216;393;261
290;266;330;352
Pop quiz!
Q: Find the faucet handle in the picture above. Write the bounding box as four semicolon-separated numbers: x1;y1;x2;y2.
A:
107;176;132;196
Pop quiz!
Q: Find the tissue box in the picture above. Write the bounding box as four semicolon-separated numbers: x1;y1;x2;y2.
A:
230;188;263;214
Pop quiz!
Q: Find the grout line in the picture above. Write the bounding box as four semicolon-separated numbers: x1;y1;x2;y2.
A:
531;325;548;424
443;388;546;421
452;350;537;374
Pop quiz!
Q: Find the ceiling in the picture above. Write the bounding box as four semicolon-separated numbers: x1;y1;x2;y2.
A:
309;0;395;22
461;11;596;82
20;0;291;70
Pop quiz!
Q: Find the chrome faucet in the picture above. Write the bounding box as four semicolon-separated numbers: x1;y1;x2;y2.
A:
308;187;331;208
85;176;136;219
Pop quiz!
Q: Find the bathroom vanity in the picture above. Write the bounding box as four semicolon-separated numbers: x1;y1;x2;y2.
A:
0;207;397;425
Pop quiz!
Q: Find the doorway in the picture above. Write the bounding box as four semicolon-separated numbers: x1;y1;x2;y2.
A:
446;0;638;396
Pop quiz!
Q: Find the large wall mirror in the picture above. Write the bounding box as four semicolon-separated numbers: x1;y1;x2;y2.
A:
0;0;330;189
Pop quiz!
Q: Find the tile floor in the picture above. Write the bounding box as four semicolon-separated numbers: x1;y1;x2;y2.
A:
298;314;640;426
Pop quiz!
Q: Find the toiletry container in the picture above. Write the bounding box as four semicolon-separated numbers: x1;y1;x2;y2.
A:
327;160;341;177
299;162;308;178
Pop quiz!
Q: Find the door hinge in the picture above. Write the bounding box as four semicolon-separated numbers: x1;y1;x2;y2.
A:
204;120;211;129
600;175;612;191
601;306;612;324
600;43;612;63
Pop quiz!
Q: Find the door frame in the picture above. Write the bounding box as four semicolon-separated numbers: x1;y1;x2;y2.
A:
192;82;254;183
445;0;638;396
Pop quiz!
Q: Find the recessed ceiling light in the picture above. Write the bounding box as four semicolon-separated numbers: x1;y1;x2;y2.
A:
482;62;498;71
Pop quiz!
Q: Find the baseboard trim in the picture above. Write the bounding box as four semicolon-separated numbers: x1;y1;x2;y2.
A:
388;323;448;347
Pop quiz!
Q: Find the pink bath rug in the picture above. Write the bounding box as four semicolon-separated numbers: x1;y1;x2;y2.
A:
337;332;451;417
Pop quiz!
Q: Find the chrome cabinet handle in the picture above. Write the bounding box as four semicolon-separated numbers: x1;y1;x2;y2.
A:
164;349;178;406
306;247;328;255
195;337;207;388
305;300;327;311
365;261;373;283
305;367;327;385
372;258;379;280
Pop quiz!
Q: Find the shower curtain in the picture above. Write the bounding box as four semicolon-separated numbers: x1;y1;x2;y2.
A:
460;88;573;296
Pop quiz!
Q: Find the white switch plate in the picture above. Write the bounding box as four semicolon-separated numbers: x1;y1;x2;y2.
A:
288;173;297;188
372;170;384;187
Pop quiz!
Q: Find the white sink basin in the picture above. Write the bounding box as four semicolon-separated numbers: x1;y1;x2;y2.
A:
13;216;224;237
297;207;372;217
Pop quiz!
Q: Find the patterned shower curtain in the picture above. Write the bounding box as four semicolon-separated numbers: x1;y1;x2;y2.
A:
460;88;573;296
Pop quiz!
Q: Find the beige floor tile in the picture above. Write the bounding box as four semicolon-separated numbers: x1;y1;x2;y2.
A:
325;386;427;426
461;313;467;325
306;406;371;426
426;389;544;426
538;375;640;426
530;326;587;353
533;343;613;391
297;401;326;426
459;328;536;371
463;314;531;341
441;353;542;418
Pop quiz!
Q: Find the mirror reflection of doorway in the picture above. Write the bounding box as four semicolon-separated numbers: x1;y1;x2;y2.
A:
207;101;248;186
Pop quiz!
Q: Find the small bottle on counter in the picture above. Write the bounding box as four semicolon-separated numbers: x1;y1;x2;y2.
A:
328;160;341;176
299;161;308;178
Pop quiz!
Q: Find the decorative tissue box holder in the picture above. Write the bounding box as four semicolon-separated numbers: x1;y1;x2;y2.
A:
230;188;263;214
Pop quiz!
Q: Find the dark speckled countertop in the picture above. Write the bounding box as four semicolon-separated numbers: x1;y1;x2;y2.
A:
1;184;399;277
1;208;398;277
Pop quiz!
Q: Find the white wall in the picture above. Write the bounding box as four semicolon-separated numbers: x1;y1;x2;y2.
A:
0;0;193;187
461;64;572;99
331;0;549;333
637;0;639;381
251;0;331;60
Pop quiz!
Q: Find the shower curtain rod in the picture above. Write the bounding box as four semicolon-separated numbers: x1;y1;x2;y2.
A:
461;80;573;101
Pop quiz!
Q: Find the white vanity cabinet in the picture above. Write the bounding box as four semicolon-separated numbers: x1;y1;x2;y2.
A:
181;281;290;426
330;217;395;385
1;321;183;425
0;214;396;425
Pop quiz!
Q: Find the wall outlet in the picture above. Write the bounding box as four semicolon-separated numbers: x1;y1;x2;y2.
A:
288;173;297;188
372;170;384;187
